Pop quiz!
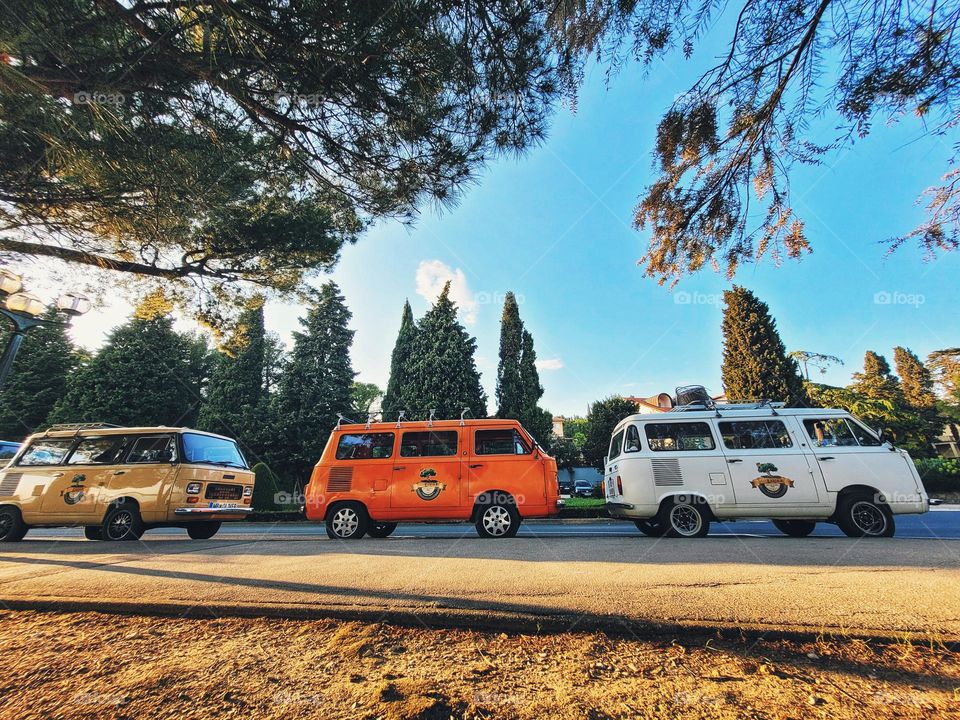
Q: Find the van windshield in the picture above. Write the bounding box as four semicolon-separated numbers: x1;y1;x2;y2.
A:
182;433;248;469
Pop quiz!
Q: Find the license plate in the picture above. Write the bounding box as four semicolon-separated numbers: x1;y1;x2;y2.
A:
209;502;239;509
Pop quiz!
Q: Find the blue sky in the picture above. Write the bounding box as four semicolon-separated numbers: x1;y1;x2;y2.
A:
68;29;959;418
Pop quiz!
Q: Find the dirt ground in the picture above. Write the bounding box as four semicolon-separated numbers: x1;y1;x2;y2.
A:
0;611;957;720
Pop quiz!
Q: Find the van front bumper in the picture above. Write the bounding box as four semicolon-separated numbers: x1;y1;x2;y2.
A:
174;507;253;515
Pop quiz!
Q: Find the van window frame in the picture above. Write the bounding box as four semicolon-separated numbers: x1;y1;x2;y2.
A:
16;437;77;467
643;421;717;452
623;425;642;453
399;430;459;458
717;419;794;450
608;429;625;460
122;434;178;465
474;428;532;456
334;432;396;461
65;435;130;466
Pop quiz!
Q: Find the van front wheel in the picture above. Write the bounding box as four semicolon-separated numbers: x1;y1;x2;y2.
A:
475;493;520;538
836;495;895;538
83;526;102;541
187;522;221;540
326;502;369;540
772;519;816;537
660;497;710;538
0;507;27;542
102;503;145;541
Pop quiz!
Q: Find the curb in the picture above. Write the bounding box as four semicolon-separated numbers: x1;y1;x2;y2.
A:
1;596;954;644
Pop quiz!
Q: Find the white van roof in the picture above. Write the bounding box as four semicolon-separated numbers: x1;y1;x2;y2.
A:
615;406;848;432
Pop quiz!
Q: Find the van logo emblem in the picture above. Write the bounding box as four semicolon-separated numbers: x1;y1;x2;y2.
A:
412;468;446;501
62;473;87;505
750;463;794;499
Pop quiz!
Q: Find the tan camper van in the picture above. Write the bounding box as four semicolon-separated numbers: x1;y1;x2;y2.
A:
0;424;254;541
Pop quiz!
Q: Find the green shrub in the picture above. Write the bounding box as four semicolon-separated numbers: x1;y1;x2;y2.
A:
251;462;284;512
914;457;960;493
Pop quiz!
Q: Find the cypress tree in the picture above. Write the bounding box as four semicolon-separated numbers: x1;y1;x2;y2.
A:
381;300;417;421
0;313;79;440
406;282;487;419
894;346;943;454
495;292;524;419
518;329;552;443
720;286;807;406
48;295;212;426
197;301;269;463
271;282;356;486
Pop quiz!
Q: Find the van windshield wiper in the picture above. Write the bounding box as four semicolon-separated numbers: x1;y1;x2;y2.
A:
199;460;247;469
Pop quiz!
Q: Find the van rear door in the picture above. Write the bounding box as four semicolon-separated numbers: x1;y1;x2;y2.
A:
390;430;462;510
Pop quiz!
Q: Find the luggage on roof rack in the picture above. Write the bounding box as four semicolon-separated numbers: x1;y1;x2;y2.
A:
44;423;123;432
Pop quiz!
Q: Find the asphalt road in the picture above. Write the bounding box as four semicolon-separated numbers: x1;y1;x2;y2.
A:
18;507;960;540
1;510;959;638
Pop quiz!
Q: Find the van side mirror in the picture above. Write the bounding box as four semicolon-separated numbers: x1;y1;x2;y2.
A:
603;455;609;467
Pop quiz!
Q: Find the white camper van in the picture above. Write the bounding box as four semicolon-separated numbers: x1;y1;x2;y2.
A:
604;399;928;538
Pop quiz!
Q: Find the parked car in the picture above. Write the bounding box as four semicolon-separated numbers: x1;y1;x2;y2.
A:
0;441;20;461
558;475;574;495
0;423;254;542
604;402;929;538
573;479;595;498
304;418;563;539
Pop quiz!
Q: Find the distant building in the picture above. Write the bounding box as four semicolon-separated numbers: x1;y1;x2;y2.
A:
624;391;727;414
935;423;960;458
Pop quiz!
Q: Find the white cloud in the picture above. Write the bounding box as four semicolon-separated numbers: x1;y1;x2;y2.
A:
415;259;478;324
536;358;564;371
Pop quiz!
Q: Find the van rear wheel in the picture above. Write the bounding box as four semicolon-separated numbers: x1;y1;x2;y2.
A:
633;518;666;537
0;507;27;542
660;497;710;538
325;502;369;540
367;522;398;538
772;519;816;538
187;522;221;540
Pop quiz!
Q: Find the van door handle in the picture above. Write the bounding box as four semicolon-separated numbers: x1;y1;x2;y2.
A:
469;464;484;468
819;456;835;461
51;472;64;478
112;470;127;475
726;459;742;464
392;466;406;470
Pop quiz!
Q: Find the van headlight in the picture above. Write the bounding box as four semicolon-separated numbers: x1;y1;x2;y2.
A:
186;482;202;495
243;486;252;497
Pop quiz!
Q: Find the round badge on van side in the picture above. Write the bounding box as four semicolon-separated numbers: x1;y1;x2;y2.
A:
412;468;447;501
750;463;795;499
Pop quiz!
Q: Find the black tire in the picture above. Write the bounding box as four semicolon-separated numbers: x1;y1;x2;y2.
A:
367;522;398;538
659;496;710;538
0;506;27;542
772;519;817;537
83;526;102;541
187;522;221;540
836;494;895;538
633;518;667;537
325;502;369;540
101;503;145;541
474;492;521;538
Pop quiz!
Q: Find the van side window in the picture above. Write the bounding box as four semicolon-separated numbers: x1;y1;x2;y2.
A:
847;419;882;446
67;436;127;465
608;430;624;460
475;429;530;455
18;438;74;466
126;436;177;464
803;419;857;447
624;425;642;453
400;431;458;457
718;421;793;450
644;422;716;451
336;433;395;460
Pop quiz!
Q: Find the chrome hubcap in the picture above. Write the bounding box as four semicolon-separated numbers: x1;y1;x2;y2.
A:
670;504;702;536
482;506;512;536
331;508;359;537
851;501;886;535
107;511;132;540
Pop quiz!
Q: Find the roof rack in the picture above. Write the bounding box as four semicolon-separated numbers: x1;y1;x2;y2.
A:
44;422;123;433
670;400;786;416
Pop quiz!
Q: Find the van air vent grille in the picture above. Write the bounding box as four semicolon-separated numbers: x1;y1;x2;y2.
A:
327;467;353;493
651;459;683;486
0;473;22;497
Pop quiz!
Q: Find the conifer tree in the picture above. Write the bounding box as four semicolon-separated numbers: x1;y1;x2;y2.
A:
198;301;270;463
271;283;356;486
720;286;807;406
0;313;79;439
48;295;211;426
381;300;417;421
894;347;943;455
518;329;552;443
495;292;524;419
406;282;487;420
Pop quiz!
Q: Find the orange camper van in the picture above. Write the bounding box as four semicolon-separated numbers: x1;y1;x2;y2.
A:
304;419;563;539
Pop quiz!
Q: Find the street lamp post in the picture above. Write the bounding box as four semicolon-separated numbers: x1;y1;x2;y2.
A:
0;269;91;390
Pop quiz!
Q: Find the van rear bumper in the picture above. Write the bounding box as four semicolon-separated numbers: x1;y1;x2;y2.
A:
174;507;253;516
